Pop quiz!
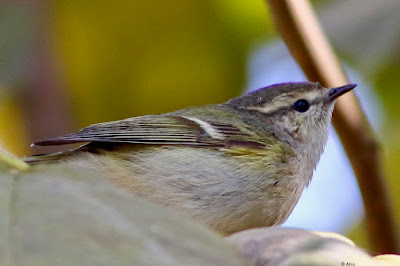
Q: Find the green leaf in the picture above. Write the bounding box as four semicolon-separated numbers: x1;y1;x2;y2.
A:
1;165;248;266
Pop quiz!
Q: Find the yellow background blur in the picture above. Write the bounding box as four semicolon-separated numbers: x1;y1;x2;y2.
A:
1;0;399;251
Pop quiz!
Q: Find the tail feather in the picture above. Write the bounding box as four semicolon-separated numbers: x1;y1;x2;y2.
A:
24;150;77;165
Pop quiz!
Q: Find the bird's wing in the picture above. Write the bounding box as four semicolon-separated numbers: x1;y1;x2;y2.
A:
33;115;261;148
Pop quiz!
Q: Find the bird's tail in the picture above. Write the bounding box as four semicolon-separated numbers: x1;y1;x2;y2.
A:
24;149;77;165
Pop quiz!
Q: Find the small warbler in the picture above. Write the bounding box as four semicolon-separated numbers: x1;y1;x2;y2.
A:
28;82;355;235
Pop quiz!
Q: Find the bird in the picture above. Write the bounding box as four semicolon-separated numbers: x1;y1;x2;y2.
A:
27;82;356;235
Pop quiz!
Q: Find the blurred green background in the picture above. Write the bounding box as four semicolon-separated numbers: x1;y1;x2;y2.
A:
0;0;399;250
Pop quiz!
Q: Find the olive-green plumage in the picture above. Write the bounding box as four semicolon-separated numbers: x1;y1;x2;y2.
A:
27;82;355;234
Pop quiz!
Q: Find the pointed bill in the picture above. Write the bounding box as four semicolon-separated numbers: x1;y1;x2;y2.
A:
328;84;357;101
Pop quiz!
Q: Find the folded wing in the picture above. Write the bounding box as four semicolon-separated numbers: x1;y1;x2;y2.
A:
33;115;252;147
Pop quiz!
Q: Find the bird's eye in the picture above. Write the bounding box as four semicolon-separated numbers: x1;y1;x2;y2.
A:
293;99;310;113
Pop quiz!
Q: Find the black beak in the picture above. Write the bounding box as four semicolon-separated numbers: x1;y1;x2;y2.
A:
328;84;357;101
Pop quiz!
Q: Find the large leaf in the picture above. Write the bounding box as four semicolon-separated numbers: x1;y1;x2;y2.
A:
227;227;380;266
0;163;248;266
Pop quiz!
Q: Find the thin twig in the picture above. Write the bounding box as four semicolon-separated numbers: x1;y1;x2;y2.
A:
266;0;399;254
0;148;30;171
